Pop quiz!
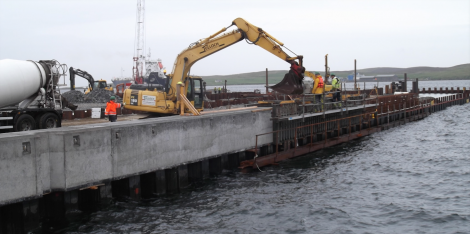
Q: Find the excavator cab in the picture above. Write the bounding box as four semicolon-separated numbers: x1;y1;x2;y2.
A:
85;80;113;94
185;77;204;110
96;80;113;92
94;81;107;89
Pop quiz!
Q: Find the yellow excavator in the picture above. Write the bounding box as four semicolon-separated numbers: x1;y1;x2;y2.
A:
69;67;113;94
84;80;113;94
123;18;309;115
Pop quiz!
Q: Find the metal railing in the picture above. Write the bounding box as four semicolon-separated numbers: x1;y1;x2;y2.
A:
272;90;378;119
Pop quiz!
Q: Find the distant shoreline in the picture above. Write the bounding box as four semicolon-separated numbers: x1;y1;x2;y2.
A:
200;64;470;86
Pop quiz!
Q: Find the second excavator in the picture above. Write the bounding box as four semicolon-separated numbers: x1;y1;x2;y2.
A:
123;18;309;115
69;67;113;94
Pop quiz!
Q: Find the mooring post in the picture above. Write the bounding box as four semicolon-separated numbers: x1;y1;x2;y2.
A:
354;59;357;91
404;73;408;92
224;80;228;94
266;68;269;94
387;106;390;126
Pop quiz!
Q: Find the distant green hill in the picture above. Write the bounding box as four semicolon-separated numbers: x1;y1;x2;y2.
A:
201;64;470;86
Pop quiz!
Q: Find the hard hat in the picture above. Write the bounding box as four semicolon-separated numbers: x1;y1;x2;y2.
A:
331;73;336;76
163;69;167;73
177;81;183;84
314;72;320;75
110;96;116;100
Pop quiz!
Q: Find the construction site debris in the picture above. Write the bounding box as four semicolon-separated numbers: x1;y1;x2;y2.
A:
62;89;122;104
62;90;84;103
84;89;123;103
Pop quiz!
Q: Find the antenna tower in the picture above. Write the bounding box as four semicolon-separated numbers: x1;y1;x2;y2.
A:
133;0;146;84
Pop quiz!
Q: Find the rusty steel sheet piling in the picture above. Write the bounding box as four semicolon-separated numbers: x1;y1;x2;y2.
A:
240;88;470;170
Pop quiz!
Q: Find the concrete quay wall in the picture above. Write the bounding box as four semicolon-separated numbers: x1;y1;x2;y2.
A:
0;109;272;205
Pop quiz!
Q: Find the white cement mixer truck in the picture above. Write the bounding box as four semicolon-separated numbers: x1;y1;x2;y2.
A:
0;59;77;132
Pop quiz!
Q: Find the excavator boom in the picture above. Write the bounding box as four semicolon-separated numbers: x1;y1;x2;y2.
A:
168;18;304;99
69;67;94;91
69;67;112;94
123;18;307;115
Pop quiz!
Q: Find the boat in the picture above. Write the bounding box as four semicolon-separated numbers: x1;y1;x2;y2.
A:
112;56;166;87
347;73;366;82
360;74;400;82
111;77;134;87
144;57;166;85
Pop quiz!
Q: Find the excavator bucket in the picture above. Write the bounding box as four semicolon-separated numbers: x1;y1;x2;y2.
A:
270;71;304;95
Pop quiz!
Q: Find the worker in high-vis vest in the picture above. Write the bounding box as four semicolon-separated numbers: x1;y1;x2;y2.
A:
331;73;342;107
312;72;324;111
105;96;121;122
313;72;324;94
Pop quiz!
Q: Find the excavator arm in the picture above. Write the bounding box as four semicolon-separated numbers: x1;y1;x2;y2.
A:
167;17;304;99
69;67;95;91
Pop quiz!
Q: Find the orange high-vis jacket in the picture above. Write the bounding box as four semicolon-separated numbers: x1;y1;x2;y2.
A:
105;101;121;115
313;75;324;94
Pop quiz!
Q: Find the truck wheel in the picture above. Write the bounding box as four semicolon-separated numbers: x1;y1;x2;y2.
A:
39;113;59;129
14;114;36;131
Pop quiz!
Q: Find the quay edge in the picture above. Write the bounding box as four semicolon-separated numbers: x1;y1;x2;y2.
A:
0;108;272;206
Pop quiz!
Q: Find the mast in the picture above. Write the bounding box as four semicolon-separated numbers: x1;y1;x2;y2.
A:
133;0;146;84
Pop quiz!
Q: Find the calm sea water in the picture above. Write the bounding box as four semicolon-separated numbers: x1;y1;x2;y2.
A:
60;81;470;234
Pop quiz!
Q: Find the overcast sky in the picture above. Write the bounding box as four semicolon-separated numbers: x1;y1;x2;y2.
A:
1;0;469;87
